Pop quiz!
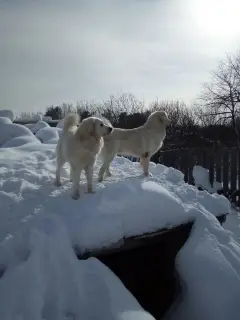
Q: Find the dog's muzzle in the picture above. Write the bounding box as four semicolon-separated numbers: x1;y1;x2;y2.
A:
108;127;112;133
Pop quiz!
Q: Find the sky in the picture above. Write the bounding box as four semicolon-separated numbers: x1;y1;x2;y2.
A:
1;0;240;114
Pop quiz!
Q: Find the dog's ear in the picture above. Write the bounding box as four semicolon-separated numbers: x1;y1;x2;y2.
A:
76;118;96;140
159;112;170;125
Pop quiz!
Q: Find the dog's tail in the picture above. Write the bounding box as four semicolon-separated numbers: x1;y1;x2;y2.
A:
63;113;80;132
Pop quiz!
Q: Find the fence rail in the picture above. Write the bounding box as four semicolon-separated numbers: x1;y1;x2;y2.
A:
157;147;240;206
125;147;240;205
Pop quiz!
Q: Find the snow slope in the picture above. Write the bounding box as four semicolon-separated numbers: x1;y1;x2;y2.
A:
0;122;239;319
0;215;155;320
0;144;230;256
164;209;240;320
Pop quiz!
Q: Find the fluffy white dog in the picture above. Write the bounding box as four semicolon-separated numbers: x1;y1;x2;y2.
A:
55;113;112;199
98;111;170;182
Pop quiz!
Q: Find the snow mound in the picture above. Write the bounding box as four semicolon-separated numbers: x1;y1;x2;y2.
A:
56;118;64;129
166;210;240;320
0;145;231;255
32;114;43;121
35;127;62;144
30;120;50;134
193;165;223;193
24;123;36;130
43;116;52;121
0;122;35;147
0;110;14;121
0;117;12;124
0;143;238;319
2;135;41;148
0;215;154;320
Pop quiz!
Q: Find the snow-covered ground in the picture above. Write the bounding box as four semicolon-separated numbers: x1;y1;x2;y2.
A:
0;116;240;320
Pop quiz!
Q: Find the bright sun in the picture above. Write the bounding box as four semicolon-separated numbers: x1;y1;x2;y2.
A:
190;0;240;37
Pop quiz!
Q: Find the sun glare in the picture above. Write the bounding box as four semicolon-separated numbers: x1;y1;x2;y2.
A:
190;0;240;37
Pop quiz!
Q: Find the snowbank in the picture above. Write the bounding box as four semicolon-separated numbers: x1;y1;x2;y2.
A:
0;117;12;125
193;165;223;193
56;118;64;129
0;142;238;319
0;122;36;147
35;127;62;144
32;114;43;121
0;145;230;255
0;215;154;320
0;110;14;121
2;135;41;148
165;210;240;320
30;120;50;134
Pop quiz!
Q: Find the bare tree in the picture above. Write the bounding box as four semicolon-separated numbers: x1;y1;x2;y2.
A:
199;52;240;145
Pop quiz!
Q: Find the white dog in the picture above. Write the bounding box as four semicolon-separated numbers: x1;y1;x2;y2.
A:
55;113;112;199
98;111;170;182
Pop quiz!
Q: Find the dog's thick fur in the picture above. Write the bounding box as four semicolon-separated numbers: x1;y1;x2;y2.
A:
55;113;112;199
98;111;170;182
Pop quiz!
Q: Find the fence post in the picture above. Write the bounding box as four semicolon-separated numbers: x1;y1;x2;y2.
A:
230;148;237;203
215;148;222;183
222;148;229;193
208;152;215;188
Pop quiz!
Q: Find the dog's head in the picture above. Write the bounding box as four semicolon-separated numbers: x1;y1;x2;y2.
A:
146;111;170;128
77;117;112;140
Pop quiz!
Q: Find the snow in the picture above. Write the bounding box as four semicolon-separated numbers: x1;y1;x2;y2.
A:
2;135;41;148
0;215;154;320
0;121;36;147
193;165;223;193
0;145;231;256
56;118;64;129
0;117;12;125
0;125;239;319
0;110;15;121
224;210;240;244
32;114;43;121
30;120;50;134
35;127;63;144
165;210;240;320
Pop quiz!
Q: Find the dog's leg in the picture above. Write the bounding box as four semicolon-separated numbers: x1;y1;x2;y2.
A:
70;166;81;200
55;156;65;186
106;166;112;177
84;165;95;194
98;154;115;182
140;156;150;177
70;166;74;182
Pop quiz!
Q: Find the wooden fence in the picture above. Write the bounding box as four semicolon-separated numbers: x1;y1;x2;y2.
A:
157;147;240;205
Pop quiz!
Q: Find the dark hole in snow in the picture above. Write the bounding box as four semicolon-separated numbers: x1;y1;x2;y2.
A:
76;214;227;319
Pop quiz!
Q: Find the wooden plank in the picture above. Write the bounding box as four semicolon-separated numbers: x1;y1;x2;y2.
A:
202;149;207;169
77;214;228;259
222;148;230;193
188;151;195;185
215;148;222;183
238;150;240;207
181;152;189;183
208;152;215;188
230;148;237;203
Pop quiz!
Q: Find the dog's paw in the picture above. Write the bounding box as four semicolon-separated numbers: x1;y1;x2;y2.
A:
85;189;96;194
71;190;80;200
142;172;152;178
98;176;103;183
106;170;112;177
54;180;61;187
